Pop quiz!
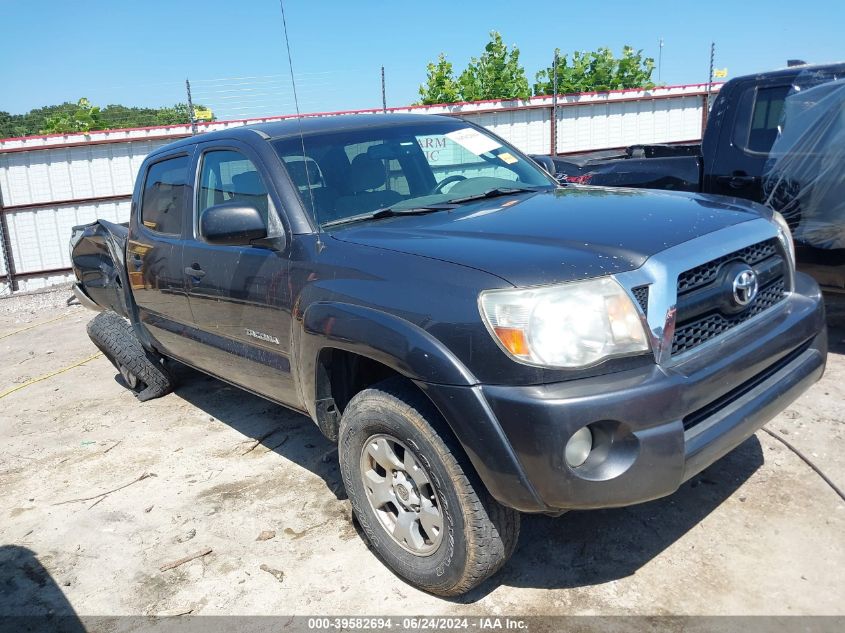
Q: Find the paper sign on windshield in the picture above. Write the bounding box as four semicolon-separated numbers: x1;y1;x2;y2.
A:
445;128;502;156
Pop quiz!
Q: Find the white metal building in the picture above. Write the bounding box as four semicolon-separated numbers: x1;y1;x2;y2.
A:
0;83;718;294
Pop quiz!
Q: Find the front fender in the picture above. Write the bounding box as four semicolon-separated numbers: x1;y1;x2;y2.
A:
296;302;478;421
294;301;547;512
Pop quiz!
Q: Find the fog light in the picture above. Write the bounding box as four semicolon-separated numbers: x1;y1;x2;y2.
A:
565;426;593;468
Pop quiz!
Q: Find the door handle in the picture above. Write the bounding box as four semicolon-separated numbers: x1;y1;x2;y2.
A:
184;265;206;278
717;174;756;189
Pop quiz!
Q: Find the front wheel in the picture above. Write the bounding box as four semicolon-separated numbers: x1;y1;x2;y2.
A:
338;378;520;596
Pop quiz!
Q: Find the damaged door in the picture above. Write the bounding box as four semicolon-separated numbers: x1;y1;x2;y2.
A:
181;143;297;406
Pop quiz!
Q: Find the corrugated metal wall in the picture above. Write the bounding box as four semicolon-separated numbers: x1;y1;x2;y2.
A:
0;83;717;294
556;93;704;152
0;139;176;292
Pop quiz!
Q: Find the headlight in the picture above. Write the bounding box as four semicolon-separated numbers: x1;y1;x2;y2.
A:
479;277;650;369
772;211;796;271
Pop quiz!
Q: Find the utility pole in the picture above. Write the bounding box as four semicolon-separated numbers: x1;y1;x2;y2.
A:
551;50;559;156
658;37;664;83
185;78;197;135
381;66;387;113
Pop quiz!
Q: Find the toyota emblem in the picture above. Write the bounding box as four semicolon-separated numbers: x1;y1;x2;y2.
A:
732;269;759;306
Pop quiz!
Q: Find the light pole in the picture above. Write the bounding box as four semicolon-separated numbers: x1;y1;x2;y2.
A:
658;37;664;84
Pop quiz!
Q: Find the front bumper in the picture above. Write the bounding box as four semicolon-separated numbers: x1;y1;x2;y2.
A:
428;272;827;513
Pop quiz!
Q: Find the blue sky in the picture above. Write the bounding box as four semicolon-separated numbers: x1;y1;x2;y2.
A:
2;0;843;119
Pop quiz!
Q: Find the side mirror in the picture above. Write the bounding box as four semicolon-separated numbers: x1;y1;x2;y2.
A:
529;154;557;175
200;203;267;246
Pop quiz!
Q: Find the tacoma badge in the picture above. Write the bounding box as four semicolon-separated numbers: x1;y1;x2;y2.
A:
245;328;280;345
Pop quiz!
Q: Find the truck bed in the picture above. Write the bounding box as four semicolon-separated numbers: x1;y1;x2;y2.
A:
69;219;130;317
547;143;702;191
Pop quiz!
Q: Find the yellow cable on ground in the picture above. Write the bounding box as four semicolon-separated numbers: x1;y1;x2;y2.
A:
0;352;103;400
0;312;74;340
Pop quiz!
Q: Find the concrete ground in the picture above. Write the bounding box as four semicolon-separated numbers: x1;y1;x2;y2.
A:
0;288;843;620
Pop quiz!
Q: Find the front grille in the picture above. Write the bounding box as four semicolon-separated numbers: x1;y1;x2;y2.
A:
631;285;649;314
676;239;779;294
672;280;787;355
671;238;787;356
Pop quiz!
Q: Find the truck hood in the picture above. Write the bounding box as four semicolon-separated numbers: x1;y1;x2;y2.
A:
329;187;762;287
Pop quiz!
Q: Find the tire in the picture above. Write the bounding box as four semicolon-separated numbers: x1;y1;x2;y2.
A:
338;378;520;596
86;311;173;402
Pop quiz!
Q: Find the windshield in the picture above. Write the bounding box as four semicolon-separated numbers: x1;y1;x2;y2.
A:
271;118;556;227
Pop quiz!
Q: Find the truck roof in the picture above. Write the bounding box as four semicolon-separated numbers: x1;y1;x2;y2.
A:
731;61;845;84
258;112;447;138
149;113;450;157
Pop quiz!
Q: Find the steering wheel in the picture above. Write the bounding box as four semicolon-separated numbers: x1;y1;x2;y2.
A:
431;175;467;194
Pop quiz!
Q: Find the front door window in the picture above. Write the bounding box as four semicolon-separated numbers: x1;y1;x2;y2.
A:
197;150;283;238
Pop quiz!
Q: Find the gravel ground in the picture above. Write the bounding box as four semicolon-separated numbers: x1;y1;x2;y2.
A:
0;288;843;624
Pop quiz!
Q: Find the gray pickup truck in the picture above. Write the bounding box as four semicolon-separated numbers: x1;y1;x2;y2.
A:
71;113;827;595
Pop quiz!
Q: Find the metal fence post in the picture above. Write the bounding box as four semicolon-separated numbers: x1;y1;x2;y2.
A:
381;66;387;113
186;79;198;135
551;50;559;156
704;42;715;123
0;195;17;293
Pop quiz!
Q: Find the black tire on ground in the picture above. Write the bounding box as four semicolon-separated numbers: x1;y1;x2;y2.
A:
86;311;173;402
338;378;520;596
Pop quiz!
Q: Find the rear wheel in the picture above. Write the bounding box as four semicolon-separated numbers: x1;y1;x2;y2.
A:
338;378;520;596
86;311;173;402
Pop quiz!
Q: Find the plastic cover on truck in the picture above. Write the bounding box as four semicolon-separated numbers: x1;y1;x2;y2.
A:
763;69;845;249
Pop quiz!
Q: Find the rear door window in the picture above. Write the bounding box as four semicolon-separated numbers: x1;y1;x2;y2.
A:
140;155;190;235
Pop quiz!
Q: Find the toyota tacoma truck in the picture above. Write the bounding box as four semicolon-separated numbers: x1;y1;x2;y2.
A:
70;113;827;596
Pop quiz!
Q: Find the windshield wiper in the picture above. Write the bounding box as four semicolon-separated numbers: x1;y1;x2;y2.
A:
320;188;542;229
321;203;458;229
371;203;458;219
446;186;542;205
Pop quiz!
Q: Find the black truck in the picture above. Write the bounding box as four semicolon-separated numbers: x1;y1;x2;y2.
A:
70;113;827;596
539;63;845;292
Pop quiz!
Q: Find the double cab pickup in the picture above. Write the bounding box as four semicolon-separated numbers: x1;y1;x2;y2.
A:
71;114;827;595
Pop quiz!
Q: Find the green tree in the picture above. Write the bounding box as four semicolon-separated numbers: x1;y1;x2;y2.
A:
154;103;193;125
0;111;14;139
41;98;102;134
12;102;78;137
457;31;531;102
1;100;213;139
418;53;461;105
533;46;655;95
100;104;158;128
